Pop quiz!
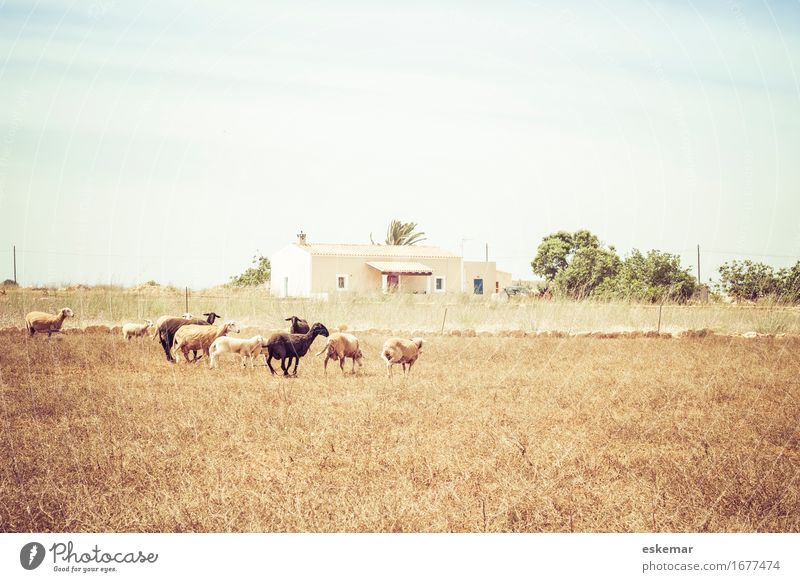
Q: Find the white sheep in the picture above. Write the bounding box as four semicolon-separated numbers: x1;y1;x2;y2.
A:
122;319;153;340
315;332;363;374
209;335;266;369
381;337;425;377
25;308;74;337
172;320;240;363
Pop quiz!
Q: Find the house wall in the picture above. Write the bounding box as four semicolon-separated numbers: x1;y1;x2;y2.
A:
463;261;497;294
310;255;462;295
496;270;513;293
269;245;312;297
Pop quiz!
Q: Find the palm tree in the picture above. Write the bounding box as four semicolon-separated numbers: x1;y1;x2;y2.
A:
374;220;427;246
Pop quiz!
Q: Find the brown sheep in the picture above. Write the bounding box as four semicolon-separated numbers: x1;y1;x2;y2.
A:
315;332;363;374
285;316;310;334
381;337;425;377
25;308;74;337
172;321;240;363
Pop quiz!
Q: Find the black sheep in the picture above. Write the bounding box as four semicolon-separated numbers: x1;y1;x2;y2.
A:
285;315;310;334
264;322;329;376
156;312;222;362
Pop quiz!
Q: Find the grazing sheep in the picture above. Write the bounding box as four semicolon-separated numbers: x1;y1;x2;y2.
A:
25;308;74;337
154;312;222;362
122;319;153;340
315;332;363;374
264;322;329;376
173;320;240;363
381;337;425;377
209;335;265;369
285;316;310;334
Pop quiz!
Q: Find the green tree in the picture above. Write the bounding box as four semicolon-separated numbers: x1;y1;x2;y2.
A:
530;231;575;280
229;253;271;287
554;245;620;299
595;249;696;303
777;261;800;303
717;260;779;301
530;229;601;281
374;220;427;246
531;229;617;297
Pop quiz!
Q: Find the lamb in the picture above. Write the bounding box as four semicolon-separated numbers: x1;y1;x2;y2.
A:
122;319;153;340
263;322;329;376
25;308;74;337
154;312;223;362
381;337;425;377
315;332;363;374
172;320;240;363
285;315;310;334
209;335;266;369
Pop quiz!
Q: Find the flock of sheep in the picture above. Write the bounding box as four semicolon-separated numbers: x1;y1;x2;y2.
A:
24;308;425;378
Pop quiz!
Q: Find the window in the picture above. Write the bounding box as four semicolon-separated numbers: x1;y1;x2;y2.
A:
336;274;349;291
434;276;445;292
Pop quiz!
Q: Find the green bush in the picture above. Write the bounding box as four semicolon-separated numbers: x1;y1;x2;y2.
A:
596;249;696;303
717;260;779;302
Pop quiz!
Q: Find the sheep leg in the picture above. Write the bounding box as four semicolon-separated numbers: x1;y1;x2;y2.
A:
292;358;299;376
160;331;176;362
402;363;407;375
280;357;290;376
323;356;329;374
339;357;345;374
266;355;277;375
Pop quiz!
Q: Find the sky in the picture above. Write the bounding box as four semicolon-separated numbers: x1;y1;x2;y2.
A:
0;0;798;288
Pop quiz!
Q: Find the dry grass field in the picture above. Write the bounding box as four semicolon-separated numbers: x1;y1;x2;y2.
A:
1;325;798;532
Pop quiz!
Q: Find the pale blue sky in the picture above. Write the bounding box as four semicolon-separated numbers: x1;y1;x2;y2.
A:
1;0;798;288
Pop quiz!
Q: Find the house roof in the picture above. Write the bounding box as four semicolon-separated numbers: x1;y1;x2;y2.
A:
366;261;434;275
293;243;460;259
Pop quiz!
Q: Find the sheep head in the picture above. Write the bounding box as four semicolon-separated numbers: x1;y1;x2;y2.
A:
412;338;425;351
222;321;240;334
204;312;222;323
60;308;74;318
310;322;329;337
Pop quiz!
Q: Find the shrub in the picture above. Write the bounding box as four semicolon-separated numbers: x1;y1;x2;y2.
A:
596;249;696;303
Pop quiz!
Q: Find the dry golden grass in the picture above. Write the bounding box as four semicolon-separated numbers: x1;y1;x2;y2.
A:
1;328;798;532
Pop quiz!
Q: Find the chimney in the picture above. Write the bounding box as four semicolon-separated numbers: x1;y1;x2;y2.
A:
297;230;308;245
